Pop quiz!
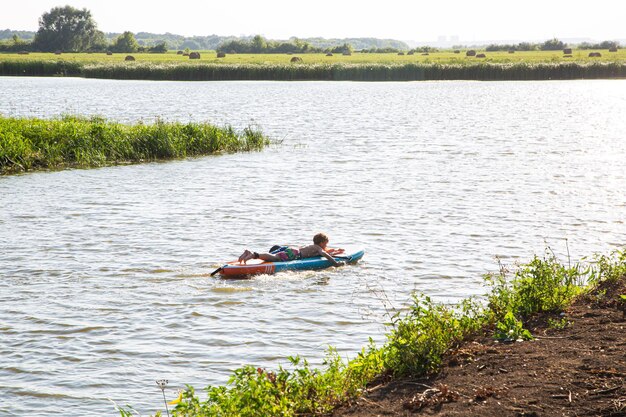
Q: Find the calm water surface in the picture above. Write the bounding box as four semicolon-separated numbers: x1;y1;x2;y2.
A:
0;77;625;416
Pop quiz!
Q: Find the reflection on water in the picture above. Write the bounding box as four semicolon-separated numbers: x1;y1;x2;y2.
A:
0;77;625;416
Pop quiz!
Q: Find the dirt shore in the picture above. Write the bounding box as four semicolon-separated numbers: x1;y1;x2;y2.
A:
333;277;626;417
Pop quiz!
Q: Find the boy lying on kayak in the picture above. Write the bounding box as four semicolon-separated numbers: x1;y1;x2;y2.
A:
238;232;345;267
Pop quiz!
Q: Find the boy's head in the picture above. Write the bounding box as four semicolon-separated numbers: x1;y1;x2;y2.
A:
313;233;329;247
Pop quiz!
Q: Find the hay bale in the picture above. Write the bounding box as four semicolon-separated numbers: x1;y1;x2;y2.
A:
508;49;515;54
290;56;303;63
563;48;572;54
124;55;135;61
342;51;352;56
106;51;113;55
407;51;414;55
177;50;184;55
217;52;226;58
466;50;476;57
189;52;201;59
421;52;429;56
609;47;618;52
397;52;405;56
17;51;29;55
325;53;333;57
588;52;602;57
454;50;460;54
476;53;486;58
54;51;62;55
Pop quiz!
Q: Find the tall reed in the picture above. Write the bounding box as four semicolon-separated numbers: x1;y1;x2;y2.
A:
82;62;626;81
0;59;82;76
1;60;624;81
0;115;269;174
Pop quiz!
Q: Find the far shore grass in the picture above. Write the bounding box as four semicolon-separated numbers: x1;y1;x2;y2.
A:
115;249;626;417
2;49;626;65
0;115;270;175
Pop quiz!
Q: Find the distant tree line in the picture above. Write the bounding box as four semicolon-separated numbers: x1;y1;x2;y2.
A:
577;40;620;50
1;9;620;55
361;46;439;54
216;35;356;54
486;38;621;52
0;8;410;54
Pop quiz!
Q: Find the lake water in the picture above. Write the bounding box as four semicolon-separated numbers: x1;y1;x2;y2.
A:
0;77;625;416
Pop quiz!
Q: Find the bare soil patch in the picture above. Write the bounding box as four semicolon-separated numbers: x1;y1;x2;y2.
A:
333;277;626;417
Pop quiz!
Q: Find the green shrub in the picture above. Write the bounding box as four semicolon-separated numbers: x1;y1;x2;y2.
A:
588;249;626;284
383;295;485;376
485;251;584;321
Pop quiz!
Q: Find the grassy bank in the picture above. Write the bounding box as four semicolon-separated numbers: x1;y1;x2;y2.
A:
1;58;626;81
0;115;269;174
138;249;626;417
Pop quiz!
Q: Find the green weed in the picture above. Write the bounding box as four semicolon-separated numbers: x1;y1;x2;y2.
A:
383;294;485;376
547;317;570;330
494;311;534;341
484;251;584;321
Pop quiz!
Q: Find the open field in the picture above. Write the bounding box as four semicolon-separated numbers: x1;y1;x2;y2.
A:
1;49;625;65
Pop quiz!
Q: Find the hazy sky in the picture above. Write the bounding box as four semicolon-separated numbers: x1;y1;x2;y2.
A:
2;0;624;42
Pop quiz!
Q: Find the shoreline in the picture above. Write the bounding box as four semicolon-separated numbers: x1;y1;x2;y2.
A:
332;274;626;416
153;251;626;416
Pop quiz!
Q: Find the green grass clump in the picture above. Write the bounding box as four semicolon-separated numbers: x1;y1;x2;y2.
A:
383;295;485;375
0;115;269;174
121;249;625;417
168;347;384;417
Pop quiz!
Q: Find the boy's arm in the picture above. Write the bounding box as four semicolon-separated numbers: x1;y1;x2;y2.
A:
319;248;345;267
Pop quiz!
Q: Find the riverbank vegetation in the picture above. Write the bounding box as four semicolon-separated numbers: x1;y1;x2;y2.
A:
137;249;625;417
0;115;269;174
1;60;625;81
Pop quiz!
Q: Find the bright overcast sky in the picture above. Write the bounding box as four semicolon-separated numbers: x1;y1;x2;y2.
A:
2;0;624;42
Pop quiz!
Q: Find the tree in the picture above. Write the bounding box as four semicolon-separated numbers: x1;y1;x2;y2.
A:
148;42;168;53
540;38;566;51
111;31;139;53
34;6;103;52
251;35;267;52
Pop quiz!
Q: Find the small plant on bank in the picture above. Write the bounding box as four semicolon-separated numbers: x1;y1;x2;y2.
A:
547;316;571;330
588;250;626;284
493;311;534;342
